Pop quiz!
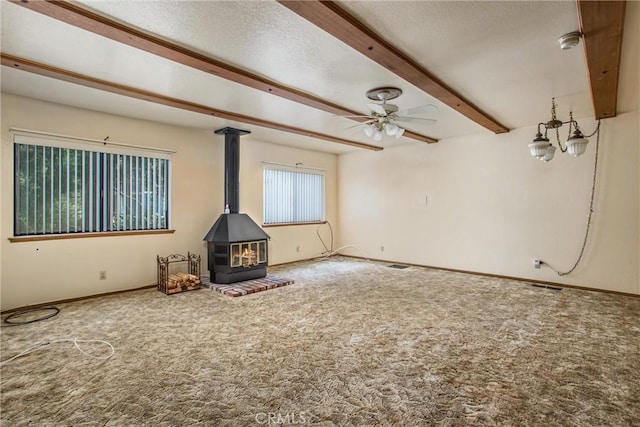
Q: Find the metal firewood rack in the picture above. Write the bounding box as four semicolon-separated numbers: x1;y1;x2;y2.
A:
157;252;201;294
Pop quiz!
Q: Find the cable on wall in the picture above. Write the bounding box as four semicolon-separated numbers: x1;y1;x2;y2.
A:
322;245;372;260
312;221;371;261
317;221;334;255
543;120;601;276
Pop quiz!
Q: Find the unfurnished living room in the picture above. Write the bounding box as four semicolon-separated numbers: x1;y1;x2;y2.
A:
1;1;638;426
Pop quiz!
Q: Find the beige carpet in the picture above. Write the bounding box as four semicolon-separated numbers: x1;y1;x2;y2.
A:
1;256;639;426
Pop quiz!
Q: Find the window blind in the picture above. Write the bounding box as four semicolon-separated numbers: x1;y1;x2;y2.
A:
263;164;324;225
13;134;171;236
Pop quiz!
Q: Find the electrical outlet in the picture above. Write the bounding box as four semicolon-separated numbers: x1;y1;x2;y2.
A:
380;245;385;252
533;259;542;269
99;271;107;280
296;245;300;253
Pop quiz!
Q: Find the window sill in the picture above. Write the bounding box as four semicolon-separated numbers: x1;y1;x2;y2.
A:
263;221;327;228
8;229;175;243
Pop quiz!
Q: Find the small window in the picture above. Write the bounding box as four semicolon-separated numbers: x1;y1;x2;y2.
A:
13;134;171;236
263;164;324;225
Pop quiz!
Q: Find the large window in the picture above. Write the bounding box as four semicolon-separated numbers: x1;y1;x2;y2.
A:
13;134;171;236
263;164;324;225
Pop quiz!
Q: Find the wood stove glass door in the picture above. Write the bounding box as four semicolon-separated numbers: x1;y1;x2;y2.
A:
231;243;241;267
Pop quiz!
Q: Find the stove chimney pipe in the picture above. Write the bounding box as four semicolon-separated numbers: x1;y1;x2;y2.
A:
214;127;250;214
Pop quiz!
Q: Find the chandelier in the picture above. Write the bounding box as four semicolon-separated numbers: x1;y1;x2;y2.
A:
528;98;589;162
363;119;405;141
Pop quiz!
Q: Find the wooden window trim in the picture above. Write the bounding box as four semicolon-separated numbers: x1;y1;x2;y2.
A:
263;221;327;228
8;229;175;243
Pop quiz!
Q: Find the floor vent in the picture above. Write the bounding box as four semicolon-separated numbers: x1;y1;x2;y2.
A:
531;284;562;291
388;264;409;269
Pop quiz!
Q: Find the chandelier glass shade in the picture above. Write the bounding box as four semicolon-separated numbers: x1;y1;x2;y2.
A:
529;98;589;162
566;129;589;156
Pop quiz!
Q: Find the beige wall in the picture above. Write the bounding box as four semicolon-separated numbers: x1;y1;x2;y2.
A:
239;142;338;266
2;93;637;311
0;94;338;310
338;111;640;295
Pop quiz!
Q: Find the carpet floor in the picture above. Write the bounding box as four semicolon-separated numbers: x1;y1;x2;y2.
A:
1;256;639;426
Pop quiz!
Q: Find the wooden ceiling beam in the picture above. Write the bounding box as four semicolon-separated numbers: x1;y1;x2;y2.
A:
577;0;626;120
278;0;509;134
1;53;382;151
10;0;436;144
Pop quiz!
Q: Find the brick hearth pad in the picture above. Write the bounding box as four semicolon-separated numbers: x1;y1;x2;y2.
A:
205;275;295;297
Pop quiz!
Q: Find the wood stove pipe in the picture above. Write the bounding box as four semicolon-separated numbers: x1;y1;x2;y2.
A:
214;127;250;214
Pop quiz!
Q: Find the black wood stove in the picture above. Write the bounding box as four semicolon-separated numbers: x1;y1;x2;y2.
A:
204;127;269;284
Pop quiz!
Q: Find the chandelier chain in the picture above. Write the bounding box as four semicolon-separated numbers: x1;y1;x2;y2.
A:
550;99;568;152
568;111;574;140
547;120;601;276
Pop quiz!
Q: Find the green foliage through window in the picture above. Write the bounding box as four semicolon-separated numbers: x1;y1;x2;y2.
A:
14;142;170;236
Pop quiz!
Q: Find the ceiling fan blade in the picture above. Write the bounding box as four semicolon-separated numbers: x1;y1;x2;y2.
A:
343;119;375;130
396;104;438;117
395;116;437;124
367;103;388;116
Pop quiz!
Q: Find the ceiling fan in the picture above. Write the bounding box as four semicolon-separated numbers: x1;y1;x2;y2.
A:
350;87;437;141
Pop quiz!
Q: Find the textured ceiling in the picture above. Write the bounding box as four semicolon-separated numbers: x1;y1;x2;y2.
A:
1;1;638;154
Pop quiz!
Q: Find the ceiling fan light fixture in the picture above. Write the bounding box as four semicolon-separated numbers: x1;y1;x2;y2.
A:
364;124;375;138
360;87;435;141
385;122;399;136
